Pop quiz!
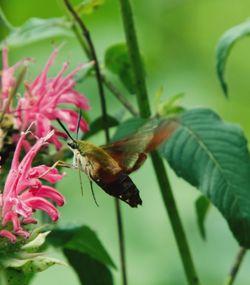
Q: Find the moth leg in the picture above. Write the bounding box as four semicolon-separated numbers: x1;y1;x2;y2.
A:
78;168;84;196
39;160;75;179
85;159;99;207
72;152;77;167
75;153;89;197
89;179;99;207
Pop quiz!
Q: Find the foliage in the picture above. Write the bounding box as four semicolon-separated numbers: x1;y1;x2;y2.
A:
0;2;250;285
48;226;115;285
216;19;250;96
0;17;73;48
105;43;136;93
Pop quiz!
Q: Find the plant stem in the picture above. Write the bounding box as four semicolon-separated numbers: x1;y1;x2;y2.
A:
224;247;247;285
102;75;139;117
63;1;128;284
63;2;138;117
0;5;14;31
63;0;109;142
118;0;200;284
115;199;128;285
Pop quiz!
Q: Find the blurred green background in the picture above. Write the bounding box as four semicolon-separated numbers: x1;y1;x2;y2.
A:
1;0;250;284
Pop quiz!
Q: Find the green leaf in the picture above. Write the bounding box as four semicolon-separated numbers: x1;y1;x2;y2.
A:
84;115;119;140
63;249;113;285
195;195;210;240
156;92;185;117
21;231;50;252
75;0;105;15
216;20;250;97
105;43;135;93
48;226;116;269
160;108;250;247
2;268;33;285
2;255;65;273
0;17;73;49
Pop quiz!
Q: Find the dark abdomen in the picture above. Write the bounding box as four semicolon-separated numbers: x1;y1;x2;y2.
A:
93;172;142;207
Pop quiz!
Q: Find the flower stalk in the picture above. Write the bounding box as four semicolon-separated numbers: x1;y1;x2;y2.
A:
62;1;128;284
118;0;200;284
224;247;247;285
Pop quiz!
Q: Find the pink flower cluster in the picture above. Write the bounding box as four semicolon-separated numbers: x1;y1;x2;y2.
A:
1;48;90;149
0;48;92;243
0;130;65;243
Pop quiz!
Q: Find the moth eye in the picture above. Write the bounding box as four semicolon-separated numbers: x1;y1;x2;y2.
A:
68;141;77;149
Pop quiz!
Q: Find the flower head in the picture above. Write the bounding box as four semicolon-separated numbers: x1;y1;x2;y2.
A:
0;130;65;243
16;49;90;149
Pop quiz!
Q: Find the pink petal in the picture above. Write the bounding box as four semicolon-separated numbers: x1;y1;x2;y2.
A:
36;185;65;206
17;130;54;178
0;229;17;243
2;211;21;231
58;90;90;110
21;185;65;207
15;229;30;239
25;197;60;221
30;48;59;89
23;217;38;224
51;62;69;89
29;165;65;183
15;198;32;217
35;113;51;137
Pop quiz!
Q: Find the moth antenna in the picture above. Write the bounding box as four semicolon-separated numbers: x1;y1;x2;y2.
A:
56;118;76;142
78;167;84;196
76;109;82;139
89;179;99;207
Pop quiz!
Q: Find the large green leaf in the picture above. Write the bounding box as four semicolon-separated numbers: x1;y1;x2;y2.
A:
105;43;136;93
160;108;250;247
0;17;73;48
216;20;250;97
48;226;115;285
63;249;113;285
48;226;116;269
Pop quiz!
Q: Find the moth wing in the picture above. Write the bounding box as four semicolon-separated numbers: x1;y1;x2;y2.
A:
101;117;178;173
101;119;157;173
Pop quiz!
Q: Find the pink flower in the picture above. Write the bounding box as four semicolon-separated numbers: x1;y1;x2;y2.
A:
0;47;29;112
0;130;65;243
16;49;90;149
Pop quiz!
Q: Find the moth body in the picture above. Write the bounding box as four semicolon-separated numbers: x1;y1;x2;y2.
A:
67;139;142;207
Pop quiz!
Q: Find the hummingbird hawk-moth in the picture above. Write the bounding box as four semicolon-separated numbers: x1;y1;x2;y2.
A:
56;117;177;207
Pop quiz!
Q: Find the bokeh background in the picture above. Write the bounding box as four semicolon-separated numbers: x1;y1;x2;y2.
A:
1;0;250;284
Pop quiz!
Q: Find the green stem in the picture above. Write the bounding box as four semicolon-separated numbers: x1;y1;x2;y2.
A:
118;0;200;284
102;75;139;117
224;247;247;285
0;5;14;31
62;1;128;284
63;0;109;142
62;1;138;117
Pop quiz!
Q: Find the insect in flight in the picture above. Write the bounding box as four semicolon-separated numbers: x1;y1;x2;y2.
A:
55;116;177;207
